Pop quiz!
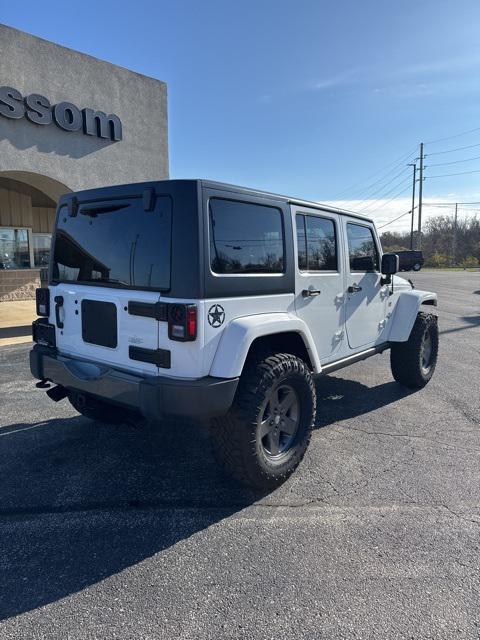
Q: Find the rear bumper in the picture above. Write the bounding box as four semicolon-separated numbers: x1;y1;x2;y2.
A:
30;345;239;421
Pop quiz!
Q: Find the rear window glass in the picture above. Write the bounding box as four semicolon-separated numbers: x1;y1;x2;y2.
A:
52;195;172;290
209;198;284;274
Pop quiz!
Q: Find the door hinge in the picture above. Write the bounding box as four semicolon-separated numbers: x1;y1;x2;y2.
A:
378;319;387;330
129;346;171;368
128;301;168;322
334;329;344;341
335;293;345;304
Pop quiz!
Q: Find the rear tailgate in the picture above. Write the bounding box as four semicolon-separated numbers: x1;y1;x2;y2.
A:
49;284;161;376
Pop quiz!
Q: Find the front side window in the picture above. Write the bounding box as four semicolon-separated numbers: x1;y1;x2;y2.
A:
209;199;284;274
296;214;337;271
347;223;379;272
0;228;30;269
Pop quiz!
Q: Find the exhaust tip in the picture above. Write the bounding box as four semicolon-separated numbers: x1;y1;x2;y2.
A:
46;385;68;402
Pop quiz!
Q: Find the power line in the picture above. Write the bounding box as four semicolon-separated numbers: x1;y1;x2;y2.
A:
377;209;413;229
331;146;417;199
359;182;412;215
425;141;480;157
377;202;480;232
423;201;480;206
357;173;412;212
425;167;480;179
353;165;411;206
425;154;480;168
425;126;480;145
417;142;424;250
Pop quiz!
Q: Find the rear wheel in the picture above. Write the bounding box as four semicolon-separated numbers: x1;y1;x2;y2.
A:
210;352;316;491
390;313;438;388
68;391;133;424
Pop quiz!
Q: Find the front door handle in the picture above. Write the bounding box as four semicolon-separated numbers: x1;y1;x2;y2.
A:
54;295;64;329
348;284;362;294
302;288;321;298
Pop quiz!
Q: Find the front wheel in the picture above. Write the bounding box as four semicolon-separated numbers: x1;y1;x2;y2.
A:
390;313;438;388
210;353;316;491
412;262;422;271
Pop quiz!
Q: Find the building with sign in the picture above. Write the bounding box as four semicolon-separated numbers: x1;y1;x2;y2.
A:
0;24;168;301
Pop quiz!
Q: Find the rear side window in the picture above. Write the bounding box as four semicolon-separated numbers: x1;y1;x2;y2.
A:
209;198;284;274
296;214;337;271
347;223;379;272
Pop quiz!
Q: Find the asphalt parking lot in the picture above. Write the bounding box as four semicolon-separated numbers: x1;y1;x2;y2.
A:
0;271;479;639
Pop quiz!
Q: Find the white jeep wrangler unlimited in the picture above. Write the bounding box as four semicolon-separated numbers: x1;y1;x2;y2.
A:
31;180;438;490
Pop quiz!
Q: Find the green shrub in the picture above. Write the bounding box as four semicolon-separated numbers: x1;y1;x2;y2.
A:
460;255;479;268
425;252;450;268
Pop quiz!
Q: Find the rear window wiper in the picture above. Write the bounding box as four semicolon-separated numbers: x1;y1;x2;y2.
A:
90;277;130;286
80;203;129;217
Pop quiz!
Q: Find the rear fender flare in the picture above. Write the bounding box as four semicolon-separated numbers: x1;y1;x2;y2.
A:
388;290;437;342
209;313;321;378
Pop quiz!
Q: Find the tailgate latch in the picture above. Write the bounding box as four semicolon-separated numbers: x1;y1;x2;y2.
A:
54;295;64;329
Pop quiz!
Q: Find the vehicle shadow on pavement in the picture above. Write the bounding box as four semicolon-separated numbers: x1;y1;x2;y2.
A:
0;375;413;620
314;375;414;429
440;314;480;335
0;415;260;620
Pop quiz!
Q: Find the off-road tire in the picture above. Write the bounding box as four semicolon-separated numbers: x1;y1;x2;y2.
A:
68;391;131;424
210;352;316;491
390;312;438;388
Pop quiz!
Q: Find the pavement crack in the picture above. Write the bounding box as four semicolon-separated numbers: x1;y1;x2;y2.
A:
437;503;480;527
342;426;480;453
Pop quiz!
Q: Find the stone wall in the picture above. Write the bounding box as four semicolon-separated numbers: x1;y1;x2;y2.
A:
0;269;40;301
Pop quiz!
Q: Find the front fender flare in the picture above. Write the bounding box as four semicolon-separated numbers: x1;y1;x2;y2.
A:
388;289;437;342
209;313;321;378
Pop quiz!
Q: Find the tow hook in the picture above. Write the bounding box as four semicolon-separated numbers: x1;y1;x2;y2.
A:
46;385;68;402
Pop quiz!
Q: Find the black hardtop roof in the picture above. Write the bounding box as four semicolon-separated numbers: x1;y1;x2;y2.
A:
58;178;374;224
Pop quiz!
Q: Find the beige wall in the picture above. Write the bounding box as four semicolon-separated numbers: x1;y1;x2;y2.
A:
0;182;32;227
0;183;55;230
32;207;56;233
0;24;168;192
0;180;55;300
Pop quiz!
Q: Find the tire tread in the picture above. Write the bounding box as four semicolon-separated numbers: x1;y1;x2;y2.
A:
390;312;438;388
210;351;316;490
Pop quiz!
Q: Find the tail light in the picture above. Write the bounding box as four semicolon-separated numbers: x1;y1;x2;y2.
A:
36;287;50;317
168;304;197;341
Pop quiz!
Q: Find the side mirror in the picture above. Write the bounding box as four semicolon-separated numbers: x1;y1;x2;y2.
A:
381;253;399;275
381;253;399;286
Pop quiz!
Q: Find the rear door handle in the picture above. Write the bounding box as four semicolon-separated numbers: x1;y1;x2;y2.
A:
54;295;64;329
302;288;321;298
348;285;362;294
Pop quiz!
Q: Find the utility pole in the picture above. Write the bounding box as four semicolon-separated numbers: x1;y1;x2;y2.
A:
408;162;417;250
452;202;458;266
417;142;424;250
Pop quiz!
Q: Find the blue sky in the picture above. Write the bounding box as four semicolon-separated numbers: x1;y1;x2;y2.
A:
3;0;480;230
